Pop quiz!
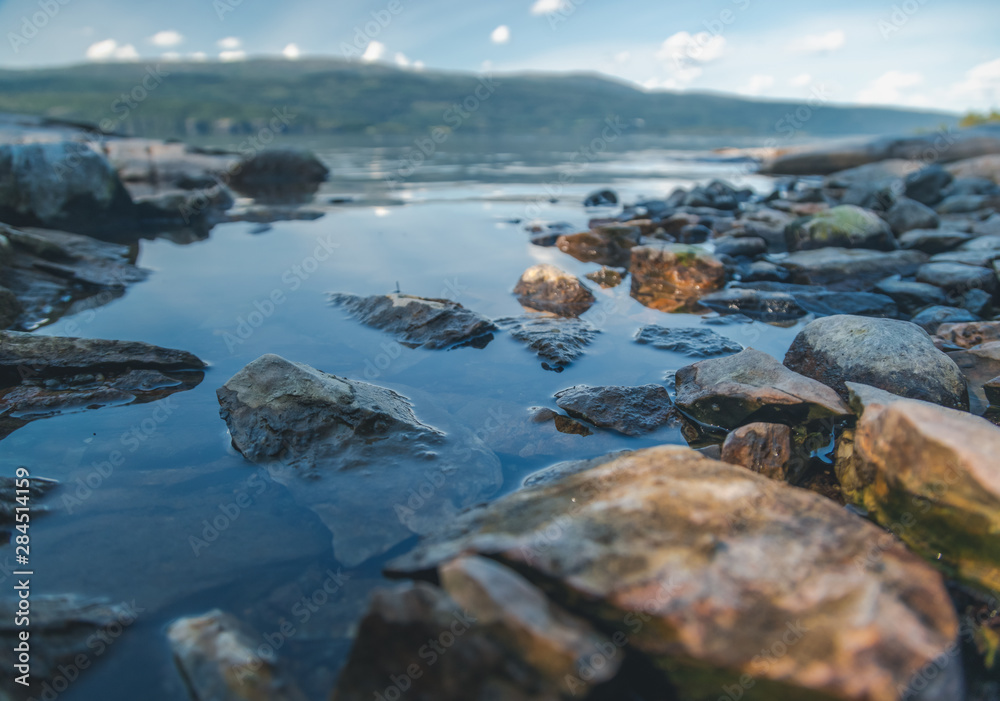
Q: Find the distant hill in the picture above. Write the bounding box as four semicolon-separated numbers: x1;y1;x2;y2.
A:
0;58;958;140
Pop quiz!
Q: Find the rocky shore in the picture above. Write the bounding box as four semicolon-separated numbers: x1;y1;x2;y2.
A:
3;118;1000;700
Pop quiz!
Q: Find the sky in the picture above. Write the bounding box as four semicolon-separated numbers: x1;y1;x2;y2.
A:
1;0;998;112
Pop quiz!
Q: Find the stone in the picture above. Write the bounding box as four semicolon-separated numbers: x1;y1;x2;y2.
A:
675;348;849;429
721;422;797;482
961;288;994;318
916;262;997;296
512;264;595;317
931;250;1000;267
556;226;639;267
958;234;1000;251
216;354;502;566
167;610;307;701
711;235;767;258
736;259;791;282
583;188;618;207
227;149;329;191
330;293;497;350
947;153;1000;183
973;214;1000;236
583;266;622;288
784;205;897;252
910;306;980;334
885;196;941;234
779;248;928;291
524;220;575;247
936;321;1000;349
904;164;954;205
0;285;20;328
0;475;57;524
495;315;598;371
792;290;898;318
388;446;962;701
697;288;805;322
678;224;711;244
843;383;1000;592
986;376;1000;406
634;325;743;357
948;342;1000;415
873;278;949;316
553;384;674;436
897;228;971;254
783;315;969;410
936;194;994;214
629;243;727;312
0;142;136;233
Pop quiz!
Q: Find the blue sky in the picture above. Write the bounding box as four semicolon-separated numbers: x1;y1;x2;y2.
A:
1;0;998;111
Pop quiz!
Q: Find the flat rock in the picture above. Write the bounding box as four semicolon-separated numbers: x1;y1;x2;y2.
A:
936;321;1000;348
792;289;898;318
785;205;896;251
697;288;805;321
711;235;768;258
885;196;941;234
675;348;849;429
916;261;997;295
555;226;639;267
931;249;1000;267
778;248;928;291
721;422;797;482
634;325;743;357
874;278;948;316
216;354;502;566
784;315;969;409
958;234;1000;251
897;228;971;254
843;384;1000;592
972;214;1000;236
495;315;598;370
911;305;980;334
553;384;674;436
387;446;962;701
330;293;496;350
947;153;1000;182
629;243;727;312
512;264;595;317
168;610;307;701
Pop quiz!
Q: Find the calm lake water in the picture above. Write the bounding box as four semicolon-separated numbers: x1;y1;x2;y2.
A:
4;135;815;699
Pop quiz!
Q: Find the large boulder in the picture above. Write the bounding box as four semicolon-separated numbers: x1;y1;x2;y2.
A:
783;315;969;410
0;142;136;233
331;293;497;350
784;205;896;251
216;354;502;566
512;264;595;317
675;348;849;429
839;383;1000;592
629;243;727;312
387;446;962;701
778;248;928;291
553;384;675;436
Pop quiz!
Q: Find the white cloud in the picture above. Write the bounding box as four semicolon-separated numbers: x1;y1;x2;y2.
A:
190;52;207;62
394;52;410;67
219;50;247;62
614;51;631;64
790;73;813;88
85;39;138;61
283;43;301;60
491;25;511;44
856;70;924;105
362;40;385;62
530;0;570;14
650;31;726;89
217;37;241;50
788;30;845;54
951;58;1000;110
413;60;425;71
739;74;775;96
150;30;183;47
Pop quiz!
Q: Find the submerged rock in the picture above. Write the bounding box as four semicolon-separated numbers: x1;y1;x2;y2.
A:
675;348;849;429
629;243;727;312
785;204;897;251
387;446;962;701
555;226;639;267
778;248;928;291
697;288;805;322
791;289;898;318
330;293;497;350
168;610;306;701
216;354;502;566
0;475;58;523
512;264;595;317
495;315;598;371
553;384;674;436
841;383;1000;592
634;325;743;357
583;266;623;288
783;315;969;410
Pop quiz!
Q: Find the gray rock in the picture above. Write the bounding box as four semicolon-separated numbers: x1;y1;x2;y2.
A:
946;153;1000;182
947;342;1000;415
216;354;502;566
0;285;20;328
792;290;898;318
168;610;307;701
783;315;969;410
931;249;1000;267
553;384;674;436
737;259;791;282
785;205;897;252
986;376;1000;406
897;228;971;254
0;475;57;524
885;196;941;234
330;293;497;350
227;148;329;199
874;278;949;315
697;288;806;322
936;194;993;214
910;306;980;333
675;348;850;429
495;315;598;370
904;165;954;206
512;264;595;318
961;288;994;318
972;214;1000;236
958;234;1000;251
0;142;136;233
583;188;618;207
778;248;928;290
711;235;767;258
916;261;997;295
634;325;743;357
